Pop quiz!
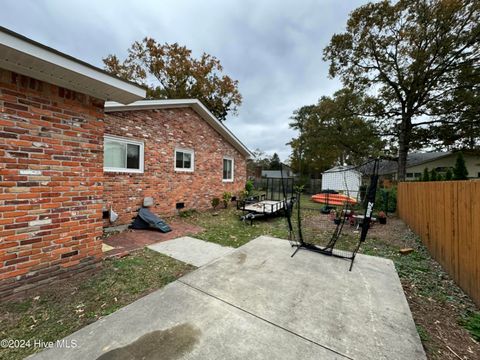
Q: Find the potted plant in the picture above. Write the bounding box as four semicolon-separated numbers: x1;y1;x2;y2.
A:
329;209;336;221
333;210;342;225
378;211;387;224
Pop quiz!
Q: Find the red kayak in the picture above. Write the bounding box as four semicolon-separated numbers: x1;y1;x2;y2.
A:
311;193;358;205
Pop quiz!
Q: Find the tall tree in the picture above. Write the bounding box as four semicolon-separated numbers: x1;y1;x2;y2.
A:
289;88;384;177
323;0;480;180
429;61;480;149
103;38;242;121
269;153;282;170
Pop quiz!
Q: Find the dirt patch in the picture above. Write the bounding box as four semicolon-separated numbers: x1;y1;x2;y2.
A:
365;217;480;359
404;281;480;359
97;323;201;360
103;220;204;258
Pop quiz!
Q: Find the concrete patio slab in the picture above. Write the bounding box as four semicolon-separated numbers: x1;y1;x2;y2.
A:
147;236;234;267
30;281;341;360
30;236;425;360
180;236;426;360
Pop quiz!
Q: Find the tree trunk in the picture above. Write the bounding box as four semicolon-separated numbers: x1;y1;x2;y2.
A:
397;115;412;181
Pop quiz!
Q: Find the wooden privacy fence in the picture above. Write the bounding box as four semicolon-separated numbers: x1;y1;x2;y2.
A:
397;181;480;307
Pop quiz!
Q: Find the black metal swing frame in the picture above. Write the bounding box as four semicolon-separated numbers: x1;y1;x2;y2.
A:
281;159;380;271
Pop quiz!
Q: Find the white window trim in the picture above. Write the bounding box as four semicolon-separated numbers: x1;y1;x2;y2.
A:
103;134;144;173
174;148;195;172
223;156;234;182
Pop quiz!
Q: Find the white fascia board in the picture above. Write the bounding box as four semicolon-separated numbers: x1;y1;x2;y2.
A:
0;28;146;104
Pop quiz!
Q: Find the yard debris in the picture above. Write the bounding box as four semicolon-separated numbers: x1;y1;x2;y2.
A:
446;345;463;360
399;247;414;255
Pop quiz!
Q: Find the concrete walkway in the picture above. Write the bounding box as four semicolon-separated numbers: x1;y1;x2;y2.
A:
147;236;234;267
30;236;425;360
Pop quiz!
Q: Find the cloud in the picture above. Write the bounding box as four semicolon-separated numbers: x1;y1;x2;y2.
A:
0;0;366;161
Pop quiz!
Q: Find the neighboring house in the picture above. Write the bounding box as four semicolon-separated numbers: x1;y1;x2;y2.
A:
374;151;480;180
103;100;251;225
261;164;295;178
321;166;362;199
0;26;145;298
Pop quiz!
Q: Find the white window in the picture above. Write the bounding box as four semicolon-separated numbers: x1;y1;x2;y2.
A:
175;148;194;171
223;157;234;182
104;135;144;173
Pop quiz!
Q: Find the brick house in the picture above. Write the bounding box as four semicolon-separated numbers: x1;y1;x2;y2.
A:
0;27;145;298
103;100;252;226
0;27;251;299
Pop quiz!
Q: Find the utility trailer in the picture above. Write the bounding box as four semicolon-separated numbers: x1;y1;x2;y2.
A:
237;177;294;225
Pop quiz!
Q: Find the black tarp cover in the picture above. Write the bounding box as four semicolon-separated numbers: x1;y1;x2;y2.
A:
131;208;172;233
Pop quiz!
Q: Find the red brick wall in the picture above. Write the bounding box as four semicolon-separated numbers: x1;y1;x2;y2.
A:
104;108;247;225
0;70;104;299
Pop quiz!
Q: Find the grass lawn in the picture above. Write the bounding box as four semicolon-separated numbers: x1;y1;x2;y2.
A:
0;249;194;360
183;206;290;247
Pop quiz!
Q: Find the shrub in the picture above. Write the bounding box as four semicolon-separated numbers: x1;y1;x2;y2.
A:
430;168;438;181
293;184;305;193
245;180;254;196
211;197;220;209
222;191;232;208
445;168;453;180
238;190;249;201
375;187;397;213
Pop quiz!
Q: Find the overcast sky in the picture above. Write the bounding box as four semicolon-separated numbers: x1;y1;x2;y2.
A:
1;0;367;161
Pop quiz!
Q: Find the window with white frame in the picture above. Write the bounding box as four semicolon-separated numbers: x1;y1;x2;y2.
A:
104;135;144;173
223;157;234;181
175;148;194;171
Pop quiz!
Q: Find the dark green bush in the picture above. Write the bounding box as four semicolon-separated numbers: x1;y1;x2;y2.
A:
211;197;220;209
422;167;430;181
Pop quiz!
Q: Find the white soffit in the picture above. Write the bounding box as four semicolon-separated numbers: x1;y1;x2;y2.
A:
0;27;146;104
105;99;253;158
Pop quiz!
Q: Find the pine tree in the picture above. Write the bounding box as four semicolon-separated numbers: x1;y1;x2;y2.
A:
453;152;469;180
269;153;281;170
422;168;430;182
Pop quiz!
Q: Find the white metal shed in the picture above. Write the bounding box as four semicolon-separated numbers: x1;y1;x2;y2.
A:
321;166;362;199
